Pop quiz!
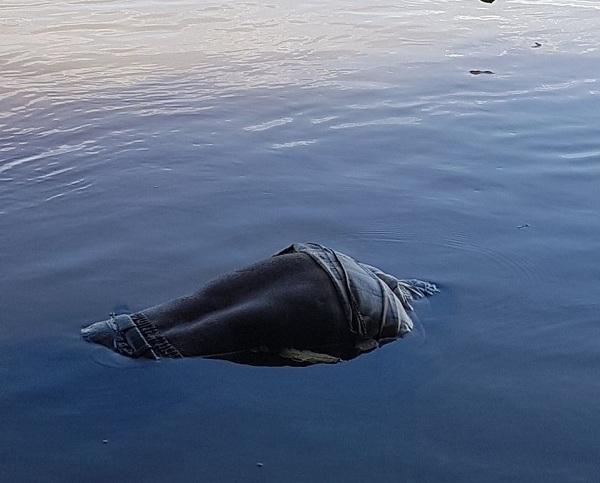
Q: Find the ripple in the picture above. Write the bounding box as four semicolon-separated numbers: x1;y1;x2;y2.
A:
0;141;96;175
511;0;600;10
349;230;542;324
44;182;93;202
271;140;316;149
310;115;338;124
28;166;74;182
243;117;294;132
329;116;421;130
560;149;600;160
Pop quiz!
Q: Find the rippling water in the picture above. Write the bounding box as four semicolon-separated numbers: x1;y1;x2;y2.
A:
1;1;600;481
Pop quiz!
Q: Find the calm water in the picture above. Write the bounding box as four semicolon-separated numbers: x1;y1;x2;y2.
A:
1;0;600;481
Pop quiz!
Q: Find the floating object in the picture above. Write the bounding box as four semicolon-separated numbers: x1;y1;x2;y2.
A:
470;70;495;75
82;243;437;366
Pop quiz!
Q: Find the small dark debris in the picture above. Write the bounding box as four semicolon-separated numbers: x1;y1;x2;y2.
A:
517;224;530;229
102;439;109;444
470;70;495;75
256;462;264;468
532;42;542;48
480;0;496;3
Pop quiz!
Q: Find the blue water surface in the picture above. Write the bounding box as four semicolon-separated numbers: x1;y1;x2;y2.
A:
1;1;599;481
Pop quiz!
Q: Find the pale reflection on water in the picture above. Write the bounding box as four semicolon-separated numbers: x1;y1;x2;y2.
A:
1;1;600;482
1;0;599;95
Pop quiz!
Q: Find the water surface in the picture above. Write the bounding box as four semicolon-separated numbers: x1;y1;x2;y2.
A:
1;1;600;481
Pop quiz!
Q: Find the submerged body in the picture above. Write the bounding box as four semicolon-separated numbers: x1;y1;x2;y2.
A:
82;243;437;365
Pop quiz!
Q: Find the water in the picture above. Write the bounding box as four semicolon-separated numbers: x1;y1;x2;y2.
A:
1;0;599;481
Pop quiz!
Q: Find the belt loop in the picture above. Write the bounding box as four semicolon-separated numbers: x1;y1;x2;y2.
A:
110;314;159;360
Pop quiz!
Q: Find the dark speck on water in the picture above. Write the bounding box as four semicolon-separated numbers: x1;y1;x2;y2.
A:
1;0;599;482
470;70;495;75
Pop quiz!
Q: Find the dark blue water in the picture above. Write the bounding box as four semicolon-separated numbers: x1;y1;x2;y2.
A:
1;0;599;481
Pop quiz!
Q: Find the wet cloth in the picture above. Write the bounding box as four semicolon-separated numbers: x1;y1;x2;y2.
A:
84;242;436;361
274;243;433;353
80;313;183;359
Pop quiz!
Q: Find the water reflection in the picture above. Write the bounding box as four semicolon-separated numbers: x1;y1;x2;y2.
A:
1;0;598;97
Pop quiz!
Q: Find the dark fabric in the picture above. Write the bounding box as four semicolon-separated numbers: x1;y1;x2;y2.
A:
130;313;183;359
274;243;406;348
